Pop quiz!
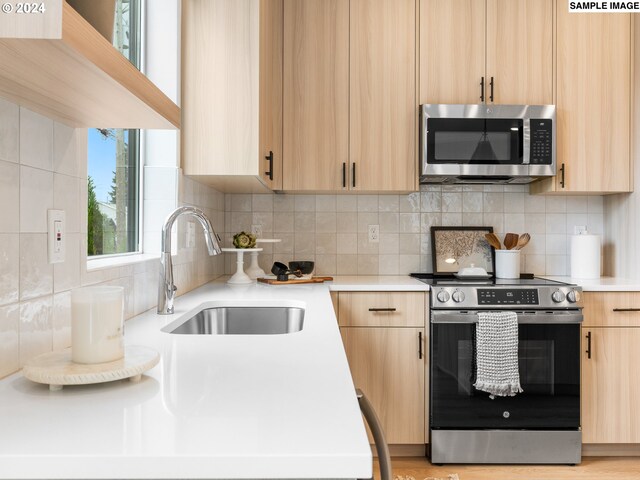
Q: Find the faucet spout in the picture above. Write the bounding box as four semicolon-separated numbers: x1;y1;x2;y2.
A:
158;206;222;314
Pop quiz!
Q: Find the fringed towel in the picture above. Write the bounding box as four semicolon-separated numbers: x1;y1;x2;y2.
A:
473;311;523;398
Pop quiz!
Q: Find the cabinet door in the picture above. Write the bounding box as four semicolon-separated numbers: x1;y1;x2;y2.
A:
582;328;640;443
419;0;485;104
282;0;349;191
260;0;283;189
556;8;632;193
350;0;416;192
486;0;553;105
341;327;425;444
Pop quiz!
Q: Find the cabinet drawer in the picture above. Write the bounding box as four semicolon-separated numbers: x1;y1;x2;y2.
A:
338;292;425;327
583;292;640;327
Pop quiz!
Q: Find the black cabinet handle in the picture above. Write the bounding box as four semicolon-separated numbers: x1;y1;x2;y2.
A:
342;162;346;188
586;331;592;359
352;162;356;188
560;163;565;188
368;308;397;312
613;308;640;312
489;76;494;103
418;331;423;359
480;76;485;102
265;151;273;181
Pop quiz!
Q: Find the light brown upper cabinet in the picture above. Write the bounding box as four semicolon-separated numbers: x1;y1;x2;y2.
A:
350;0;417;192
182;0;283;193
282;0;349;191
531;6;632;194
420;0;553;105
284;0;417;193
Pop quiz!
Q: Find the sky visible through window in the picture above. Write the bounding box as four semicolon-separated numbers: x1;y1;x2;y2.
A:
88;129;118;203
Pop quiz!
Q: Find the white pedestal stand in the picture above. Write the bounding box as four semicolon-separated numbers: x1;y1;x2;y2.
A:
221;248;263;285
245;239;282;280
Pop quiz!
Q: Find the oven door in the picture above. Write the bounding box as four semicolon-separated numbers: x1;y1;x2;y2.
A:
430;311;581;430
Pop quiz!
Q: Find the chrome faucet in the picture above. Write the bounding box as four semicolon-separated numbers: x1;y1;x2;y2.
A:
158;206;222;314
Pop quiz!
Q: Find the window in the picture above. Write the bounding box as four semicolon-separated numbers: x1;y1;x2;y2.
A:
87;0;143;256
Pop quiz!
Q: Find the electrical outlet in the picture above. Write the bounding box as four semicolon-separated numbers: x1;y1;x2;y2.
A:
251;224;263;237
368;224;379;243
574;225;588;235
186;221;196;248
47;210;65;264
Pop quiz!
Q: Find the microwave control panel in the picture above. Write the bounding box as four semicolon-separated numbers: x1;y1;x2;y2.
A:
529;119;553;165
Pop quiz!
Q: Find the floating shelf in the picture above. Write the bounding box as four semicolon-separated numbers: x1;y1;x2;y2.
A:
0;0;180;129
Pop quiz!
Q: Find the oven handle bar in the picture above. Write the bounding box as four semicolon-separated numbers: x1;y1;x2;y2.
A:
431;311;583;324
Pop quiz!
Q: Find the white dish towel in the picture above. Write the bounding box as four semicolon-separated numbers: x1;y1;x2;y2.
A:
474;311;523;398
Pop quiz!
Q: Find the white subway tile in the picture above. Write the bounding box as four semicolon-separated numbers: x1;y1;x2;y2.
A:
379;255;400;275
524;213;546;234
294;233;315;256
357;255;379;275
587;195;604;213
483;192;504;213
379;233;400;254
53;122;79;177
420;213;441;233
53;174;80;233
0;234;19;306
546;234;568;255
399;234;420;255
378;195;399;212
566;213;589;235
462;213;483;226
294;212;315;232
294;194;316;212
315;234;337;255
19;296;53;366
19;108;53;171
337;233;358;255
252;194;274;212
357;195;378;212
336;254;358;275
0;303;19;378
504;193;525;213
399;213;420;233
316;195;337;212
336;195;357;212
398;255;421;275
546;214;567;234
379;212;399;233
52;291;71;350
462;192;482;213
273;212;294;233
336;212;358;233
442;192;462;213
54;233;81;293
0;98;19;164
524;193;545;213
545;255;567;276
315;254;336;276
19;234;53;301
565;196;589;213
525;255;546;275
483;213;504;233
0;160;19;233
357;233;378;255
20;166;53;233
357;212;379;233
400;192;421;212
315;212;336;233
230;194;252;212
504;213;525;233
420;191;441;212
545;196;567;213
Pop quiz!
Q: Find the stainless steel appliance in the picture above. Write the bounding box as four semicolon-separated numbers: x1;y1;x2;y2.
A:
420;104;556;184
411;274;583;464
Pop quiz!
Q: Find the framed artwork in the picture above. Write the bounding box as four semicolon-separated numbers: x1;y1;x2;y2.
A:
431;226;495;275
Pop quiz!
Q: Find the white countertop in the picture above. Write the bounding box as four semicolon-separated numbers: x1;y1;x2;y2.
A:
0;281;372;480
328;275;429;291
543;276;640;292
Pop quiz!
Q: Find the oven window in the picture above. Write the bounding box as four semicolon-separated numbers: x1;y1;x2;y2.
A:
427;118;523;165
430;323;580;430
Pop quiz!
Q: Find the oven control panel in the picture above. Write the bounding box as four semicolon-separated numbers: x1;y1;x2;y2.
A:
478;288;539;305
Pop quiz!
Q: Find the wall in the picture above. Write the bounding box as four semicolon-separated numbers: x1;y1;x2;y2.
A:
224;185;604;277
0;99;225;380
604;20;640;279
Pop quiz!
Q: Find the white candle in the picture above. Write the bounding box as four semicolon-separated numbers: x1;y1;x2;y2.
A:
71;286;124;364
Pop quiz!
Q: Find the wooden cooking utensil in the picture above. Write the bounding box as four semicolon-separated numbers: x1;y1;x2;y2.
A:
515;233;531;250
504;233;519;250
484;233;502;250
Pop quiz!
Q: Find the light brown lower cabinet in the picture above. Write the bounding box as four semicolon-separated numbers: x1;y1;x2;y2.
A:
582;327;640;444
341;327;425;445
336;291;428;446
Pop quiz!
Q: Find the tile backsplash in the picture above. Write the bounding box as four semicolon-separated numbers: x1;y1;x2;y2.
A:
224;186;605;277
0;98;225;380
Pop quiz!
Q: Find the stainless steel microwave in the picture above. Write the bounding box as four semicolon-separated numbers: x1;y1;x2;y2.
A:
420;104;556;184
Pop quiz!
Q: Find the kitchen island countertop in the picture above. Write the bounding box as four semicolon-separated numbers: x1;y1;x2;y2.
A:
0;280;374;480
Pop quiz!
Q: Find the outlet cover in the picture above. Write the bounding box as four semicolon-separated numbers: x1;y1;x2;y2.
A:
368;224;379;243
47;210;65;264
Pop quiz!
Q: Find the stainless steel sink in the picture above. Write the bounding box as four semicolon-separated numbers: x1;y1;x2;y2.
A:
164;306;305;335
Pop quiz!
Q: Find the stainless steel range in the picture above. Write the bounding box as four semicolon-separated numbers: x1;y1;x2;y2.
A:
412;275;583;465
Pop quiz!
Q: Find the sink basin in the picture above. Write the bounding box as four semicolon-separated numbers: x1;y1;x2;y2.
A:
164;306;304;335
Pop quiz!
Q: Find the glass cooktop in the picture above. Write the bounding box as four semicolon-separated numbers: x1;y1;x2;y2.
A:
409;273;573;287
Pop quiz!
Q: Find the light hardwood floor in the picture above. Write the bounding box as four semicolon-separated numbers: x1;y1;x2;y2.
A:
376;457;640;480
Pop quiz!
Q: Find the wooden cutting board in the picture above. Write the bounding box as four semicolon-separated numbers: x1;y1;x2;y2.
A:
257;276;333;285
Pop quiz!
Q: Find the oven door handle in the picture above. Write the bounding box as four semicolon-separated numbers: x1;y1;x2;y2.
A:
431;311;584;324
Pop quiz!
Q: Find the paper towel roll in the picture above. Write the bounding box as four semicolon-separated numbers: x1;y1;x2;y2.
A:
570;234;601;279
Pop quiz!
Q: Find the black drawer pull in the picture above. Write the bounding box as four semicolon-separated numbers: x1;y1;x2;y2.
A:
560;163;565;188
342;162;346;188
489;76;494;103
368;308;397;312
613;308;640;312
265;151;274;180
418;331;423;359
585;331;592;359
480;76;485;102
